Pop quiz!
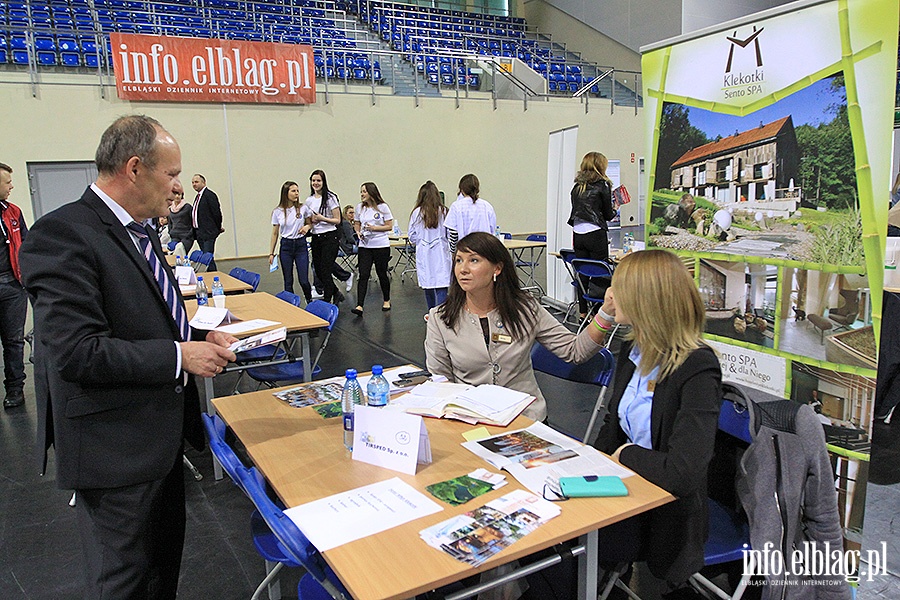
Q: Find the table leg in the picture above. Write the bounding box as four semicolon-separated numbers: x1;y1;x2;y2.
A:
301;332;312;383
578;529;599;600
204;375;225;481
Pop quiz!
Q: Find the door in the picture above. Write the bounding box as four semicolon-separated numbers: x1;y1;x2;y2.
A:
27;161;97;220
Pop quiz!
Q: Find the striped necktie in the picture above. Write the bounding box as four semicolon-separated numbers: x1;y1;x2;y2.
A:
126;222;191;342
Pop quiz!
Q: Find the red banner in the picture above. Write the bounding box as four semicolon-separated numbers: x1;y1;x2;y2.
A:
110;33;316;104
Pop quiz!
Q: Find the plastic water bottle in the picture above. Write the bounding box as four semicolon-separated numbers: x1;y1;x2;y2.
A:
195;276;208;306
211;276;225;308
623;232;634;254
495;225;502;238
393;222;402;236
367;365;390;407
342;369;365;450
174;255;182;267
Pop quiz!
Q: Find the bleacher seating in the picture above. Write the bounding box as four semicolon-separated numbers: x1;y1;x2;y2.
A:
0;0;610;98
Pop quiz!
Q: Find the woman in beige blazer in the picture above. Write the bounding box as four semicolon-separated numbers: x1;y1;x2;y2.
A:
425;232;612;422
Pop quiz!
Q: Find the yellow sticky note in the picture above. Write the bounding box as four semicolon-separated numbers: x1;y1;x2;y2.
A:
463;427;491;442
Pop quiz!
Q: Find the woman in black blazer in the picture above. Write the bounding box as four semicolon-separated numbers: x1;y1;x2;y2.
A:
593;249;722;595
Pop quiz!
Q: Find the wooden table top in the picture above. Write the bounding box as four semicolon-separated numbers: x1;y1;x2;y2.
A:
185;292;327;336
179;271;252;297
503;238;546;250
213;385;672;600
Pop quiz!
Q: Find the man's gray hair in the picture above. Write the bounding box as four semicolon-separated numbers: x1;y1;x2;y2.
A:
95;115;163;176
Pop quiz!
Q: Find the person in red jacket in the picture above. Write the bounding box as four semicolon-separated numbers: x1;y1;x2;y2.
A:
0;163;28;409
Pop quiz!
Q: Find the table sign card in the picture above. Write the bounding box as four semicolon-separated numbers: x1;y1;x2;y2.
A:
188;306;239;330
353;405;432;475
174;265;197;286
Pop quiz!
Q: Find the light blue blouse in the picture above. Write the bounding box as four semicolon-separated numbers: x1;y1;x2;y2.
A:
617;346;659;449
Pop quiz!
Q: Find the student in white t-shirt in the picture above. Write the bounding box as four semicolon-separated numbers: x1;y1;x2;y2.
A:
269;180;312;301
352;182;394;316
305;170;344;304
444;173;497;253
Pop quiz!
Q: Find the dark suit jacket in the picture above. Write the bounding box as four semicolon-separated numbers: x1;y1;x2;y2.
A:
193;187;222;241
20;187;204;489
593;343;722;587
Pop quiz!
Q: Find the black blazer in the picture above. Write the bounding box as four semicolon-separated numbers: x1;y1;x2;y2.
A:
193;187;222;241
20;188;204;489
593;343;722;587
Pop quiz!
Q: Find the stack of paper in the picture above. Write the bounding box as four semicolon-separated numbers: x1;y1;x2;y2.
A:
419;489;560;566
390;382;534;427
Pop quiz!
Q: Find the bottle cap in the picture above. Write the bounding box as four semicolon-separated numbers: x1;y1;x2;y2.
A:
197;276;204;281
214;276;220;281
371;364;383;375
345;368;358;378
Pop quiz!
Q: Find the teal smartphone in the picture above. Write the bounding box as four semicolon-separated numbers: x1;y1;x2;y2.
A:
558;475;628;498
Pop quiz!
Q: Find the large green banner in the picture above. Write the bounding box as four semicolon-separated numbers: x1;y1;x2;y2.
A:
642;0;898;565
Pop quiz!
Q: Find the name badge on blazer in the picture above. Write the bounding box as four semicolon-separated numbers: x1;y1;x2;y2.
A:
491;333;512;344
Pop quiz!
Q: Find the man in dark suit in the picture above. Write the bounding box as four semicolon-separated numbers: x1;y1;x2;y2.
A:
20;115;236;600
190;173;223;270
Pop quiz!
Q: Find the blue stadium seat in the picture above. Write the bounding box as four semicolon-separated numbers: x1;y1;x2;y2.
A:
61;52;81;67
0;50;7;64
12;50;29;65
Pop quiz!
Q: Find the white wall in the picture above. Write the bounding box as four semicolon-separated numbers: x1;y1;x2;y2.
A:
681;0;796;34
0;74;645;259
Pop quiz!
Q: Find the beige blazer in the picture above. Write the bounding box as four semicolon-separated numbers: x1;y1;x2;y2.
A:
425;302;603;421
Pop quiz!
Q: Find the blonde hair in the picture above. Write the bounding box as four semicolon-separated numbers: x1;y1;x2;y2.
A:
576;152;611;194
612;249;706;379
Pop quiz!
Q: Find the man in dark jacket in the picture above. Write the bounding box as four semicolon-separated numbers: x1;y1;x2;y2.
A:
0;162;28;409
190;173;223;270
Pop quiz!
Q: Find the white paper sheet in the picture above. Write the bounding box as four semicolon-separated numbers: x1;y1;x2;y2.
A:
284;477;442;551
215;318;280;334
188;306;239;330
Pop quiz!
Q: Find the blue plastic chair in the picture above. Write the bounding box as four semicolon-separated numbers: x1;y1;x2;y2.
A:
188;249;202;267
246;300;339;387
197;252;215;272
570;258;615;332
235;269;261;292
530;343;615;443
513;234;546;294
166;240;178;252
239;466;350;600
687;387;754;600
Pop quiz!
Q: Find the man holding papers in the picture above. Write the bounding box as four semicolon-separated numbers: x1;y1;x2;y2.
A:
425;232;612;422
20;116;236;600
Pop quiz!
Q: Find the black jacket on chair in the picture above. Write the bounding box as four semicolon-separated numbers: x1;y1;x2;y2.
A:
20;187;204;489
593;343;722;587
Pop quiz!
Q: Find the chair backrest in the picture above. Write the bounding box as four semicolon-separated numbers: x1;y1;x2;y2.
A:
238;466;348;599
166;240;178;251
199;252;215;266
526;234;547;242
276;290;302;307
201;413;248;494
237;269;261;292
570;258;615;280
189;249;202;263
305;300;339;332
228;266;246;280
530;343;615;387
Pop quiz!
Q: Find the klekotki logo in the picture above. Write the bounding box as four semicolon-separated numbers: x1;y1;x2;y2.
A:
725;26;764;73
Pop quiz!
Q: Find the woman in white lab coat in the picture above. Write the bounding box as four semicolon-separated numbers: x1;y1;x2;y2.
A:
408;181;451;309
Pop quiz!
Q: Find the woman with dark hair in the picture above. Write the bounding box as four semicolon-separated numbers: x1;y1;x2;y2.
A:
352;182;393;315
167;189;194;253
409;180;451;310
592;249;722;597
425;232;610;422
269;180;312;301
304;169;344;304
444;173;497;254
568;152;616;318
